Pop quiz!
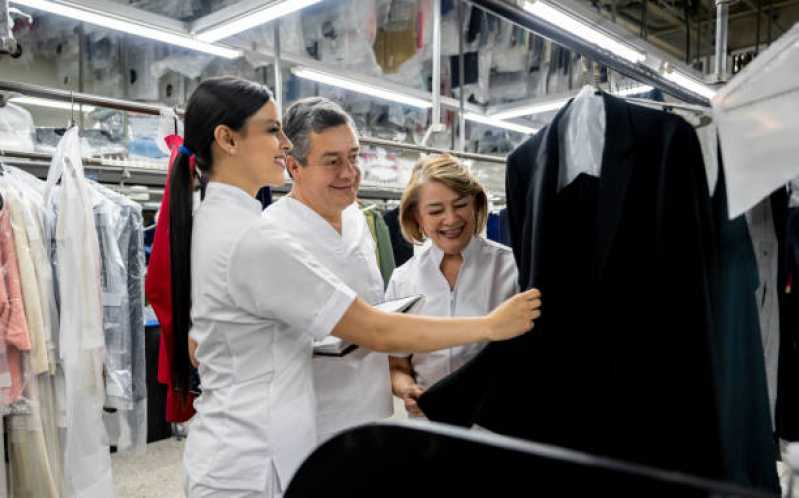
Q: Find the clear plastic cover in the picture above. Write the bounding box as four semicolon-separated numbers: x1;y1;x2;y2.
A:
43;127;114;498
712;22;799;219
0;103;35;152
90;182;147;453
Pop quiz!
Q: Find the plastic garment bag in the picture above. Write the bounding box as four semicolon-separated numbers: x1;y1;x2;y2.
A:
43;127;114;498
712;23;799;219
91;182;147;454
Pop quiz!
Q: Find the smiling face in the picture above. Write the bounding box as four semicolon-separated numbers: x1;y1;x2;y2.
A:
233;100;293;188
287;123;360;218
415;180;477;256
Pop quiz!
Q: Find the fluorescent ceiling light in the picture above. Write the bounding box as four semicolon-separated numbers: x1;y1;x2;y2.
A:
614;84;654;96
464;113;538;135
196;0;322;42
292;67;433;109
11;0;242;59
10;96;95;112
491;99;568;120
663;70;717;100
524;1;645;64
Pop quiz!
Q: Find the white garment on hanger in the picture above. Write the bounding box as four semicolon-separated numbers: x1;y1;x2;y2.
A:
264;197;393;444
558;85;606;192
43;127;114;498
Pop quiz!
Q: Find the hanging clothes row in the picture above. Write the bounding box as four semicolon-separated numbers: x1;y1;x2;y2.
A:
0;126;147;497
417;86;781;495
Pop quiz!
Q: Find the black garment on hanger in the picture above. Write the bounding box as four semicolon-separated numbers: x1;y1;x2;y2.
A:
450;52;479;88
284;423;763;498
709;162;779;491
419;93;724;481
775;187;799;441
383;207;412;267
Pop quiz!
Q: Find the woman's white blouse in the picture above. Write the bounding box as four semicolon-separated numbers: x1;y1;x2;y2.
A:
385;236;519;391
184;182;356;494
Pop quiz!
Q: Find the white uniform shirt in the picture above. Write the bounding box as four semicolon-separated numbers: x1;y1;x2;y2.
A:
185;183;357;494
263;197;393;443
386;236;519;391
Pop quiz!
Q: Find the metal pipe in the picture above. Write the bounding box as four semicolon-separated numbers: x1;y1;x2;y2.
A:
432;0;442;128
714;0;730;80
274;19;283;113
755;0;762;54
360;136;506;164
458;1;466;152
641;0;649;39
767;5;773;45
466;0;712;105
684;2;691;64
0;79;175;116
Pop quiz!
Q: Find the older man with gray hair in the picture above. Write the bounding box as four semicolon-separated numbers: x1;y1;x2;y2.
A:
262;97;393;444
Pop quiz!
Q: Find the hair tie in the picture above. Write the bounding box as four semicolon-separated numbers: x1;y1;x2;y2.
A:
178;144;194;157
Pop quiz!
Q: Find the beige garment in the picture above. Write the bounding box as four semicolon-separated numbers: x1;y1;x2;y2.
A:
17;188;58;375
7;372;62;498
5;187;49;375
4;188;61;498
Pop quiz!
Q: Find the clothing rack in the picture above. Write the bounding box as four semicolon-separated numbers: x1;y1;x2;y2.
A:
0;149;406;201
0;80;507;165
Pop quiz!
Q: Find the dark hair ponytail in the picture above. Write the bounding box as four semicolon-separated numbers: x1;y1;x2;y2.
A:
169;76;273;395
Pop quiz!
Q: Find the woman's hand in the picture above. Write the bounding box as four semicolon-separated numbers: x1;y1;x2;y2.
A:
390;356;425;417
485;288;542;341
398;383;425;417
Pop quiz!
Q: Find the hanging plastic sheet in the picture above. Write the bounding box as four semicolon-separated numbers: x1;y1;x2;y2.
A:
43;127;113;498
712;22;799;219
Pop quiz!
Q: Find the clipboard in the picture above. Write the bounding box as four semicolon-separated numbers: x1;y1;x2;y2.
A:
313;295;424;357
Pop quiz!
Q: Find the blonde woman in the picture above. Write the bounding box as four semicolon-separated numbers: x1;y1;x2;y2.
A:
387;154;519;418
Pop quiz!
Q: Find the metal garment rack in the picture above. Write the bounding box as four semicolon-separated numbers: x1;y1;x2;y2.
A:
0;152;406;201
0;79;511;200
0;80;508;166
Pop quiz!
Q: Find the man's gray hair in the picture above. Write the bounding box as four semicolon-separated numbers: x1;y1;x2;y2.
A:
283;97;357;165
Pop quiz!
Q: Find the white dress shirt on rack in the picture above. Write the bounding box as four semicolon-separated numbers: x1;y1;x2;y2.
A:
263;197;393;444
386;236;519;391
185;183;356;497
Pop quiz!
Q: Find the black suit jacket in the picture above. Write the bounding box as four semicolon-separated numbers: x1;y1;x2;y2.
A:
419;93;725;480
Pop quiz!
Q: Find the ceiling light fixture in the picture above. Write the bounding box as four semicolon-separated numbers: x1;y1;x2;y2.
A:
11;0;242;59
195;0;322;42
490;99;568;120
292;67;433;109
464;112;538;135
10;96;96;112
614;84;654;96
663;70;717;100
524;1;646;64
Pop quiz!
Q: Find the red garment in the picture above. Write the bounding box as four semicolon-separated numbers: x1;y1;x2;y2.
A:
0;203;32;404
145;135;195;422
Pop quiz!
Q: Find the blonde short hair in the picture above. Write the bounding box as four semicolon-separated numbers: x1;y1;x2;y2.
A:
399;154;489;245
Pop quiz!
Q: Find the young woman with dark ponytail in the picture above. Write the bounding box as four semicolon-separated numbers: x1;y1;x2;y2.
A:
170;76;542;498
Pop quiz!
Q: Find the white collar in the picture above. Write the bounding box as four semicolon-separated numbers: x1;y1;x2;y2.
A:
204;182;262;214
424;234;483;268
